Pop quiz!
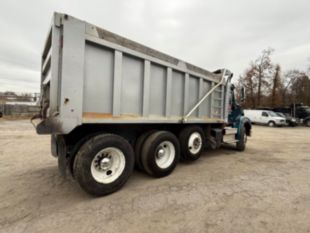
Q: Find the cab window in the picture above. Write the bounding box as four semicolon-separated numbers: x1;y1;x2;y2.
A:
262;112;268;117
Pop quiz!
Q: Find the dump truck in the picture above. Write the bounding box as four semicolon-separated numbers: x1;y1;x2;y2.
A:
32;13;252;196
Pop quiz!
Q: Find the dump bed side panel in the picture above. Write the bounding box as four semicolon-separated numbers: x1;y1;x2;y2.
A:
81;40;224;122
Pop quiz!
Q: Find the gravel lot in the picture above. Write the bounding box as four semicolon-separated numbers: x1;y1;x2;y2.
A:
0;119;310;233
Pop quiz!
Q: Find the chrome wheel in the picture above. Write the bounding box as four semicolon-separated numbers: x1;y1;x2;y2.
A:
155;141;175;169
91;147;126;184
188;132;202;154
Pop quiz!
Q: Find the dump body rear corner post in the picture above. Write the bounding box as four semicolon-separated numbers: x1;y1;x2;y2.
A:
58;16;86;132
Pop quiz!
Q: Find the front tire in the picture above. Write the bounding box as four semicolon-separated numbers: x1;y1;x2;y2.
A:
236;126;247;151
74;134;134;196
141;131;180;177
268;121;275;127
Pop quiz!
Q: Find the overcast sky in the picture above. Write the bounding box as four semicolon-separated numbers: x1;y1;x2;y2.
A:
0;0;309;92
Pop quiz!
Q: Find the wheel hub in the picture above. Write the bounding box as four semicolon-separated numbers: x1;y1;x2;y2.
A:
91;147;126;184
94;153;113;171
157;148;165;159
188;132;203;154
193;138;201;149
100;157;112;171
155;141;175;169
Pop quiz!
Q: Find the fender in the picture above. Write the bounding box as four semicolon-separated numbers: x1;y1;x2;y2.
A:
235;115;252;140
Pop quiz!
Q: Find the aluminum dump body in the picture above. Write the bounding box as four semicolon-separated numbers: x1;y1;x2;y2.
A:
37;13;231;134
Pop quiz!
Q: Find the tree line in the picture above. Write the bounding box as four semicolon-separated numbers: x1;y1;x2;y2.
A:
236;48;310;108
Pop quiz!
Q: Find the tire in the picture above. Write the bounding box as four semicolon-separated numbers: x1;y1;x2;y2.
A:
179;126;205;161
236;126;247;151
268;121;275;127
141;131;180;178
305;119;310;127
134;130;157;171
69;132;104;177
74;134;134;196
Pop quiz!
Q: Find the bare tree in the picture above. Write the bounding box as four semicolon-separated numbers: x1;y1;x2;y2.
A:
281;70;301;105
254;48;274;106
244;66;257;108
238;49;310;108
271;64;281;107
290;71;310;105
237;48;275;108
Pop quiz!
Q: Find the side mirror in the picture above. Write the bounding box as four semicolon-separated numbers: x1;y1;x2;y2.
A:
240;87;245;102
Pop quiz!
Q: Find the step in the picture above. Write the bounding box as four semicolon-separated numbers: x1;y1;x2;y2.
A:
222;140;239;144
223;134;236;143
224;127;238;135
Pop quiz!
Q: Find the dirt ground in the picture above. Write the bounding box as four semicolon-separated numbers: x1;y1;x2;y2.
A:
0;120;310;233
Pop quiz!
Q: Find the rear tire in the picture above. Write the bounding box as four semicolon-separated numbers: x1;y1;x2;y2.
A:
134;130;157;171
179;126;205;161
141;131;180;177
74;134;134;196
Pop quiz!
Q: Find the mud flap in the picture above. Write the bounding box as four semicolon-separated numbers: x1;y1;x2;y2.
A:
31;115;53;134
211;128;223;148
57;136;68;178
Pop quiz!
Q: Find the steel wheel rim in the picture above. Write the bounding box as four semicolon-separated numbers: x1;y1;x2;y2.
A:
91;147;126;184
188;132;202;154
155;141;175;169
